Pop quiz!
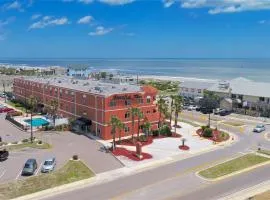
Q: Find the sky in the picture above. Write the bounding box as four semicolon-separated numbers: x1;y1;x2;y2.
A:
1;0;270;58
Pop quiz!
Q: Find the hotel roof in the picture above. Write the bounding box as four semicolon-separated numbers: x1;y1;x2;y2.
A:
208;77;270;98
20;76;142;97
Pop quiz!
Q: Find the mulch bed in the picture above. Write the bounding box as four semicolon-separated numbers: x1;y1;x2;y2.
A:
179;145;190;150
112;147;153;161
196;129;230;142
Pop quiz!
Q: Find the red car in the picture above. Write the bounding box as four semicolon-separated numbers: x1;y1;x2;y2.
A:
0;107;14;113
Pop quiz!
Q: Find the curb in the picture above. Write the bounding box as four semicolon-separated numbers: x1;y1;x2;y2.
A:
217;180;270;200
195;154;270;182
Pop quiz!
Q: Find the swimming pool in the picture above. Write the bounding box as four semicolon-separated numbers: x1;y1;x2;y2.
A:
24;118;50;127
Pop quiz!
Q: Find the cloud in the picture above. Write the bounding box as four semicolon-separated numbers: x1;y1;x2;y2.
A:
4;0;24;11
78;0;94;4
89;26;113;36
98;0;135;5
164;0;270;14
77;16;94;24
0;17;16;27
29;16;70;30
31;14;42;20
258;20;270;25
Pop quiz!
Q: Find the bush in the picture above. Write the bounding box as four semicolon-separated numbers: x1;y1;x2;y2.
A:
152;130;159;137
160;125;172;136
203;128;213;138
22;138;29;143
0;142;8;146
139;135;147;142
201;126;207;131
37;140;43;144
44;126;54;131
72;155;79;160
12;141;18;144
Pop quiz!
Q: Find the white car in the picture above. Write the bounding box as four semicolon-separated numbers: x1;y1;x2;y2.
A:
41;157;56;173
253;125;265;133
187;105;198;111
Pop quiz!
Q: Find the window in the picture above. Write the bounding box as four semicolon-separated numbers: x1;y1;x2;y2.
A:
125;112;130;118
153;109;157;113
146;96;151;103
137;98;143;104
110;100;116;107
125;100;131;106
259;97;265;102
198;89;202;93
191;88;195;93
146;110;151;114
185;88;189;92
124;126;129;133
231;94;236;99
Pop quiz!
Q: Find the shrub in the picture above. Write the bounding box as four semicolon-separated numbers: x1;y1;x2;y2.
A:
12;141;18;144
139;135;147;142
72;155;79;160
22;138;29;143
0;142;8;146
152;130;159;137
160;125;172;136
37;140;43;144
203;128;213;138
201;126;207;131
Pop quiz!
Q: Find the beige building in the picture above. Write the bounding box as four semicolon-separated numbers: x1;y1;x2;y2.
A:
0;75;15;93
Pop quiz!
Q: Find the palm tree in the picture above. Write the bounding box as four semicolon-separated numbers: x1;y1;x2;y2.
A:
28;95;38;143
181;138;187;147
144;121;151;139
201;91;219;127
50;99;59;127
157;96;168;131
130;107;139;142
137;109;144;138
117;120;125;144
109;116;121;150
173;95;183;134
169;95;175;127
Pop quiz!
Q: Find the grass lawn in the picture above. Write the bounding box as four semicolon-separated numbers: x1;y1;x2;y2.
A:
5;141;52;151
0;160;95;200
199;154;270;179
6;101;25;112
258;149;270;156
222;121;245;127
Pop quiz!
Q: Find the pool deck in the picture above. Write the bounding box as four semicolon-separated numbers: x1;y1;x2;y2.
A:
13;115;51;131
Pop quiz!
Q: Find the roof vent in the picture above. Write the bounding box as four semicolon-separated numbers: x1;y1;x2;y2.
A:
58;80;61;83
122;87;127;91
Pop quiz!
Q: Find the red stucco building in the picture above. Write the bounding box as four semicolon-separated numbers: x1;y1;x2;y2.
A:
13;77;160;140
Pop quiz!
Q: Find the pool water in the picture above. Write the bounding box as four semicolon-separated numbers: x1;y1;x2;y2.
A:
24;118;50;127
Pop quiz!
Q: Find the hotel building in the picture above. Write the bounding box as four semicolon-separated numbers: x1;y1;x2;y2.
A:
13;77;160;140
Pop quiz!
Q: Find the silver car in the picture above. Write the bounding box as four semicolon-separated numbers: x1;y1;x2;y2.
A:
253;125;265;133
41;157;56;173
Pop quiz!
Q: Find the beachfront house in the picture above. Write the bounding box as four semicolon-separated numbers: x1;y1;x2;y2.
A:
207;77;270;117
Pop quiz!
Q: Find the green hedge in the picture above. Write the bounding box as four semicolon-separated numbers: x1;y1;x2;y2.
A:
203;128;213;137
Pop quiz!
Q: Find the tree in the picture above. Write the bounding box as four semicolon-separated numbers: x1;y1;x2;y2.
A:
173;95;183;134
117;120;125;144
169;95;175;127
181;138;187;147
130;107;139;142
109;116;121;150
157;96;168;132
49;99;59;127
200;91;219;127
137;109;144;138
143;121;151;139
28;96;38;143
100;72;107;79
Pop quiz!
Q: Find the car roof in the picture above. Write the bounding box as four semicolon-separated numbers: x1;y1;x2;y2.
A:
26;159;36;163
44;157;55;162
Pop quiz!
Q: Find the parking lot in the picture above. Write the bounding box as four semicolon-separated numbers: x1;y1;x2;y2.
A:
0;113;123;183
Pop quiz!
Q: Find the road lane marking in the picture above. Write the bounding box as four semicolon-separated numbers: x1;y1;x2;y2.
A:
0;169;6;179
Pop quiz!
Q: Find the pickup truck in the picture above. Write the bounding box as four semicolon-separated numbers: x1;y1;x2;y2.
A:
0;149;9;161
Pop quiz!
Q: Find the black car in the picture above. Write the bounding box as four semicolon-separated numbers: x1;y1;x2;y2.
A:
0;149;9;161
219;109;230;116
22;159;37;176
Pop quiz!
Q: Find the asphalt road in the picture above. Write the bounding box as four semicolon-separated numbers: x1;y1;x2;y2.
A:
43;122;270;200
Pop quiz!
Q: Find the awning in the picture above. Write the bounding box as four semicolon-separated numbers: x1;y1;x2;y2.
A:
74;117;92;126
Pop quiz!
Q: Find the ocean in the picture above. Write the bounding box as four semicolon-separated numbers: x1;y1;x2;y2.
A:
1;58;270;82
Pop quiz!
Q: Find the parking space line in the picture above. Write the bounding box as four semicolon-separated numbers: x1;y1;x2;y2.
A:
0;169;6;179
35;162;43;176
16;170;22;180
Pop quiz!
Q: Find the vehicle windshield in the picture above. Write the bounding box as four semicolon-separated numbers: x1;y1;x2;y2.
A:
256;125;264;128
44;161;53;165
24;163;32;168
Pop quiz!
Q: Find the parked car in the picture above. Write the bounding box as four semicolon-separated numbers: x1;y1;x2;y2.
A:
195;106;201;111
41;157;56;173
0;149;9;161
253;124;266;133
219;109;230;116
214;108;221;115
187;105;198;111
22;159;37;176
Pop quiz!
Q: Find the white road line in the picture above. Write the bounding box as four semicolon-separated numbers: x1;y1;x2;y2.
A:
16;169;22;180
0;169;6;179
35;162;43;176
